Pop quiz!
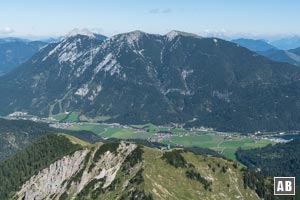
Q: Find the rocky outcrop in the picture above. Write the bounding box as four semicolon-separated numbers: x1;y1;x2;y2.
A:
16;149;89;200
16;142;137;200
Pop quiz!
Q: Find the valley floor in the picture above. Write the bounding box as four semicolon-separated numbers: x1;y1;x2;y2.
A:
4;112;278;161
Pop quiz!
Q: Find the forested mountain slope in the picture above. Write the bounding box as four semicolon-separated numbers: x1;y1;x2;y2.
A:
2;31;300;132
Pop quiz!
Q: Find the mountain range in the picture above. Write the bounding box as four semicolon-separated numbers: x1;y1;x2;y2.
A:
0;37;31;44
231;38;275;52
0;39;46;75
231;36;300;51
270;36;300;50
232;38;300;65
2;30;300;132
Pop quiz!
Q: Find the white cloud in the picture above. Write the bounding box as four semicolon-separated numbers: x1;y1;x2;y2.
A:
149;8;159;14
0;27;14;34
148;8;172;14
162;8;172;14
91;27;104;34
202;29;227;38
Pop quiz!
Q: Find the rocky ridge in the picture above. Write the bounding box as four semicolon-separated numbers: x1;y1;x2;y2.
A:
16;142;137;200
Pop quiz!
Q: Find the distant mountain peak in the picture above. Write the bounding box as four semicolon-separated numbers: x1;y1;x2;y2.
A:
0;37;31;44
165;30;202;41
64;28;96;40
123;30;146;41
108;30;150;48
127;30;146;35
231;38;276;52
270;36;300;50
113;30;146;39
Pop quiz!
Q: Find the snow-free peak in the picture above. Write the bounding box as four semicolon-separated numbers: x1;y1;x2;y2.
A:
64;28;96;40
165;30;202;41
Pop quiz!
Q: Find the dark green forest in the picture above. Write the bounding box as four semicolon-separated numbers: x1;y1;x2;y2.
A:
0;118;55;161
242;169;300;200
236;139;300;178
0;118;101;162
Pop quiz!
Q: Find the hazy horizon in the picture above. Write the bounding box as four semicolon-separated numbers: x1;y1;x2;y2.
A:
1;0;300;40
1;28;300;42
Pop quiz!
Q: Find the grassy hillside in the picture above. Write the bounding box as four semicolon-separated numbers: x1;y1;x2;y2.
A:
0;125;286;200
57;133;91;147
7;138;276;200
62;145;260;200
141;148;257;200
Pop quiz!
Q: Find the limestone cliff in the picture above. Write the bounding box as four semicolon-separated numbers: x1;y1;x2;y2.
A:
16;142;137;200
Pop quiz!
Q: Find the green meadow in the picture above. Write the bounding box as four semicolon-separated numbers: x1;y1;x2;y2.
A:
67;123;154;139
162;134;274;160
66;122;274;160
51;112;80;122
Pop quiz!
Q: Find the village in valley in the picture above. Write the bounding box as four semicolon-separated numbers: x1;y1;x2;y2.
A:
4;111;290;160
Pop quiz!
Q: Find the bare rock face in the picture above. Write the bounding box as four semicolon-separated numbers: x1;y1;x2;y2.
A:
16;142;137;200
68;142;137;196
16;149;89;200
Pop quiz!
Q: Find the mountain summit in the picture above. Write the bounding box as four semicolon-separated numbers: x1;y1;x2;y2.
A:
64;28;96;39
165;30;202;41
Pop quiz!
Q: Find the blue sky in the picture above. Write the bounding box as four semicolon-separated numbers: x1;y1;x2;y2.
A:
0;0;299;39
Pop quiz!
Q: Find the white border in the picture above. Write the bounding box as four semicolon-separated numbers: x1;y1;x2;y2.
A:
274;177;295;196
